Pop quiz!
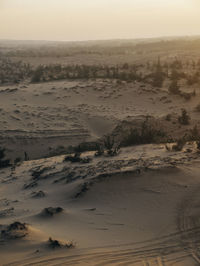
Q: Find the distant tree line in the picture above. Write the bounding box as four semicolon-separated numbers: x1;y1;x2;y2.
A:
0;56;32;84
1;55;200;89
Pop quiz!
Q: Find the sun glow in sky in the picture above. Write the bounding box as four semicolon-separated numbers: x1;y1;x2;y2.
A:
0;0;200;41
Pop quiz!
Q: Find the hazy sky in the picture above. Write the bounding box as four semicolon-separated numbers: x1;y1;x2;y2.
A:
0;0;200;41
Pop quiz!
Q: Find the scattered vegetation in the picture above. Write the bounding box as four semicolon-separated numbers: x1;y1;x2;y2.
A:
41;207;63;217
0;57;32;84
0;147;10;168
75;182;91;198
165;114;172;121
2;39;200;88
196;141;200;151
64;153;92;163
0;222;28;240
14;157;21;165
165;137;186;152
168;80;180;95
95;143;104;157
172;138;186;151
31;190;46;198
48;237;75;249
189;125;200;141
121;117;166;147
194;103;200;112
178;109;190;125
103;136;120;156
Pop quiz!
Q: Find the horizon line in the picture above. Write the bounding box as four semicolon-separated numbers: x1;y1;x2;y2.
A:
1;34;200;44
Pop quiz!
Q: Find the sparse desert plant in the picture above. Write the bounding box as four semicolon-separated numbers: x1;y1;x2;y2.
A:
189;125;200;141
1;222;28;240
165;114;172;121
186;73;199;85
41;207;63;217
178;109;190;125
31;65;44;83
168;80;180;95
121;117;166;147
14;157;21;165
75;182;91;198
73;142;98;153
0;147;10;168
103;135;120;156
95;143;104;157
151;59;165;88
194;103;200;112
104;135;115;150
165;144;171;151
196;141;200;151
48;237;75;249
64;153;92;163
172;138;186;151
64;152;81;163
24;151;29;161
180;92;192;101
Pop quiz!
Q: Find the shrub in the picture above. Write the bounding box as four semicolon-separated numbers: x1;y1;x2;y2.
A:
73;142;98;153
95;143;104;157
64;153;81;163
103;136;120;156
196;141;200;151
0;147;10;168
189;125;200;141
121;117;166;147
181;92;192;101
42;207;63;217
172;138;186;151
14;157;21;165
165;114;172;121
195;103;200;112
64;153;92;164
31;65;43;83
178;109;190;125
168;80;180;95
1;222;28;239
48;237;75;249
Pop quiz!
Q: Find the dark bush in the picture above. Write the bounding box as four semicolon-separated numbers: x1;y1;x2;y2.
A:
165;114;172;121
195;103;200;112
0;147;10;168
178;109;190;125
31;65;44;83
103;136;120;156
168;80;180;95
121;118;166;147
64;153;92;163
189;125;200;141
172;138;186;151
95;143;104;157
48;237;75;249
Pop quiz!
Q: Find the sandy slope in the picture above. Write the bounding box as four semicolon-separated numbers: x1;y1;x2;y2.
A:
1;144;200;265
0;78;199;161
1;57;200;265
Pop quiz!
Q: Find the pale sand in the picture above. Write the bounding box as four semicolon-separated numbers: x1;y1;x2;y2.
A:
0;143;200;265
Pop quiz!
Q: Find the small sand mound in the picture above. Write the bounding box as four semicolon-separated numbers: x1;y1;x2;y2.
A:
48;237;75;249
40;207;63;217
0;222;28;240
31;190;46;198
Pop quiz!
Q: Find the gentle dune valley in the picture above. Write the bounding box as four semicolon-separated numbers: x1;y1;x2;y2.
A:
1;37;200;265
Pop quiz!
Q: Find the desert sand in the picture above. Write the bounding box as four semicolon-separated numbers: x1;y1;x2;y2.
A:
1;38;200;265
1;144;200;265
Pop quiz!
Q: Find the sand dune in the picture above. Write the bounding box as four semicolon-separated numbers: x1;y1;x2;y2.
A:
0;143;200;265
1;38;200;265
0;77;199;161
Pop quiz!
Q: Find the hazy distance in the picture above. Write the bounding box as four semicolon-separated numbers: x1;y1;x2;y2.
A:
0;0;200;41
